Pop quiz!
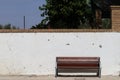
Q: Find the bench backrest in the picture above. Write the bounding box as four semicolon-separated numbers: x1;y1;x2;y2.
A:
56;57;100;68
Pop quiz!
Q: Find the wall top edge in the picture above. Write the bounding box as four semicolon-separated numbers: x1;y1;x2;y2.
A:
0;29;113;33
111;5;120;7
111;5;120;9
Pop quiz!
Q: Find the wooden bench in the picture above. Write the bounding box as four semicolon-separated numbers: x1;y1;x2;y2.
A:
56;57;101;77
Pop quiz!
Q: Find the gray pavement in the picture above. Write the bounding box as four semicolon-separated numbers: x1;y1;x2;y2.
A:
0;75;119;80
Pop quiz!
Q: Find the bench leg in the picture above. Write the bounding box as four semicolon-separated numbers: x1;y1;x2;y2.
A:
97;68;101;78
55;68;58;77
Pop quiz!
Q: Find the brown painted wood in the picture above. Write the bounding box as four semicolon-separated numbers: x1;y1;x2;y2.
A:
56;57;101;77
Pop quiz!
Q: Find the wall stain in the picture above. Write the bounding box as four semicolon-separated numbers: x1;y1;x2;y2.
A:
76;36;79;38
99;45;102;48
92;43;94;46
66;43;70;45
39;65;42;67
23;67;26;69
52;35;55;38
48;39;50;41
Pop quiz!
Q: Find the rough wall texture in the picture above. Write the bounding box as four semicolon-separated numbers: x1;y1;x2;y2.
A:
0;33;120;76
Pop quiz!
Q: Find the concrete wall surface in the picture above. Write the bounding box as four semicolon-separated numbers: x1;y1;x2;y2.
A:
0;32;120;75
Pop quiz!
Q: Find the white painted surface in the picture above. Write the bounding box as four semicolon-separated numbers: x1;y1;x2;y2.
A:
0;33;120;75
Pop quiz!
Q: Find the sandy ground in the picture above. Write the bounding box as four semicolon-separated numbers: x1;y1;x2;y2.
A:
0;75;119;80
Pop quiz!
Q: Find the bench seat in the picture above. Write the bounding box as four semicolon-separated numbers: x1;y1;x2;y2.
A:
56;57;101;77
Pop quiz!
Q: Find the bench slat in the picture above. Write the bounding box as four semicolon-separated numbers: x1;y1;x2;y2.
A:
58;66;99;69
57;57;99;59
58;64;99;67
58;68;99;73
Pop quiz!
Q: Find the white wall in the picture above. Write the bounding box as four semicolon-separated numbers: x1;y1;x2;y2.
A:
0;32;120;76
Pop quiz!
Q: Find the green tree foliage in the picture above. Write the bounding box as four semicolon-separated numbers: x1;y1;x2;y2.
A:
0;24;18;29
102;18;111;29
36;0;92;29
31;0;111;29
89;0;111;29
4;24;11;29
0;24;3;29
